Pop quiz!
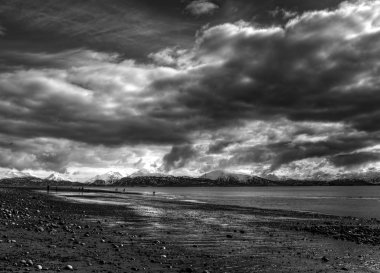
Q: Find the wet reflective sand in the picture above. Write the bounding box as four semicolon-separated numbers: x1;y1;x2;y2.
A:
51;189;380;272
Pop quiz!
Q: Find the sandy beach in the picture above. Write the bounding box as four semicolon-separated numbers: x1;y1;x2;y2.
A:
1;188;380;273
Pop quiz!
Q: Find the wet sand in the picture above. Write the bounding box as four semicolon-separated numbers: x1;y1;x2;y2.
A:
1;187;380;272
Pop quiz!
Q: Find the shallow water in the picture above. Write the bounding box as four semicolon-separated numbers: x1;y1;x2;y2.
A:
53;186;380;219
83;186;380;219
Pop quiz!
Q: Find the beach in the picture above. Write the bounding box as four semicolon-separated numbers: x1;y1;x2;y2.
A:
1;188;380;272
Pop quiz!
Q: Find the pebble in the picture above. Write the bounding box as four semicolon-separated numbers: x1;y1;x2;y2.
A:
37;226;44;232
64;264;74;270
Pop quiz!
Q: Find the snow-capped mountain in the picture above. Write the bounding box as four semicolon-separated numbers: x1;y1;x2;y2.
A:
200;170;251;181
45;173;71;181
87;171;123;184
2;170;32;179
129;169;167;178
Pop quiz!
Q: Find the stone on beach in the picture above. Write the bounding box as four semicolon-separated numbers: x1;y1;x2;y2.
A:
64;264;74;270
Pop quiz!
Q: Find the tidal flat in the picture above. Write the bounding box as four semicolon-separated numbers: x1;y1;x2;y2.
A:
1;187;380;272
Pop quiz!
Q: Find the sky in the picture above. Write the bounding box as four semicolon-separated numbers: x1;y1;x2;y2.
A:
1;0;380;181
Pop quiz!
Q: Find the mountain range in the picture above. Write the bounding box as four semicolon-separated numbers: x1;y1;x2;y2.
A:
0;169;379;187
45;173;71;182
87;171;123;185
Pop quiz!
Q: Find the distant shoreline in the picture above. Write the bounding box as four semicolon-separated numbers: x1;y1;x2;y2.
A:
1;184;380;189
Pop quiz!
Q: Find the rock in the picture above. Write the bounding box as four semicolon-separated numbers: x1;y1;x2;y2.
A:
64;265;74;270
36;226;44;232
36;265;43;270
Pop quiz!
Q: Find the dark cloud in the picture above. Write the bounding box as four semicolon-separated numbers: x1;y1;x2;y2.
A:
133;158;144;168
162;145;198;171
149;2;380;172
153;8;380;133
0;0;379;176
267;135;375;171
207;140;235;154
0;137;71;172
0;0;345;63
0;24;5;36
0;0;198;61
0;49;118;72
0;135;151;173
223;132;380;172
0;56;188;146
221;146;272;167
330;152;380;168
34;151;70;173
269;7;297;20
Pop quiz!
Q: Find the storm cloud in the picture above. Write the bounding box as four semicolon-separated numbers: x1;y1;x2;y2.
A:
330;152;380;168
162;145;198;171
153;1;380;134
1;0;380;178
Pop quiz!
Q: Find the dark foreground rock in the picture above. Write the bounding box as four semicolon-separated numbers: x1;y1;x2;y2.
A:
0;188;170;272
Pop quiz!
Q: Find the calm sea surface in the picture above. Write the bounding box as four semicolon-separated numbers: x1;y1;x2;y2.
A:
94;186;380;219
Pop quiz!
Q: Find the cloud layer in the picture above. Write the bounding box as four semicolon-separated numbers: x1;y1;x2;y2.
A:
1;0;380;179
